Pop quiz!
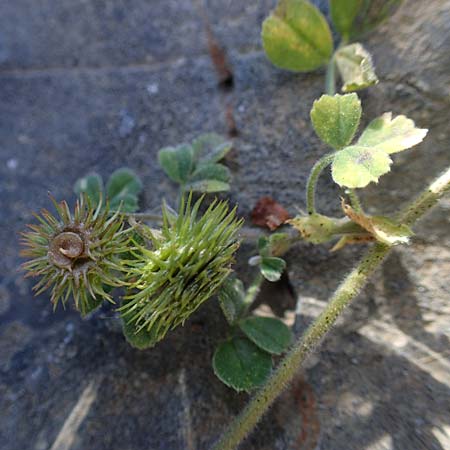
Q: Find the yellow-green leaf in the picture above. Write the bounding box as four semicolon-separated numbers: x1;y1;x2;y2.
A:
330;0;363;39
357;112;428;154
262;0;333;72
310;93;362;149
335;43;378;92
332;145;393;188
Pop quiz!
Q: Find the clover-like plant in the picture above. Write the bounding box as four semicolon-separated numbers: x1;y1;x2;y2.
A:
261;0;402;93
18;2;450;449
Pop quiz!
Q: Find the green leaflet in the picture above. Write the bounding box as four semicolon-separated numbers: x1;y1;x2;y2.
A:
260;256;286;282
213;337;272;392
240;316;292;355
311;93;362;149
262;0;333;72
158;144;194;184
218;277;246;325
357;112;428;154
332;145;392;188
74;168;142;212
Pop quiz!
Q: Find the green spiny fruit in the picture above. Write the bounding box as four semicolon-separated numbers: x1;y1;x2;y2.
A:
20;195;131;315
121;195;243;348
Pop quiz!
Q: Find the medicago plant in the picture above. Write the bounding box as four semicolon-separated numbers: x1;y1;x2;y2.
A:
20;1;449;449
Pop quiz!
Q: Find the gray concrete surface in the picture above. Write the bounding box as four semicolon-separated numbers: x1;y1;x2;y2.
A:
0;0;449;449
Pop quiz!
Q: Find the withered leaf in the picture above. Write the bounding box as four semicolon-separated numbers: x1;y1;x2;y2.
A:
251;197;290;231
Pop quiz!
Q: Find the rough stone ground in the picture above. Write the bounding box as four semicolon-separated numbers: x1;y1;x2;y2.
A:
0;1;449;449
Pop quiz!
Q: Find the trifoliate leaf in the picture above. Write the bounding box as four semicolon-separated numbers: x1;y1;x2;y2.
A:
192;133;232;164
74;173;103;206
218;277;246;325
260;256;286;282
107;168;143;212
261;0;333;72
341;201;413;245
310;94;362;149
240;316;292;355
330;0;363;39
158;144;194;184
332;145;393;188
212;337;272;392
335;43;379;92
357;112;428;154
183;180;230;193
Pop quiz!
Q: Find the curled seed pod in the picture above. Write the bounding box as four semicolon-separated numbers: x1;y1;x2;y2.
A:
20;195;132;315
121;195;243;348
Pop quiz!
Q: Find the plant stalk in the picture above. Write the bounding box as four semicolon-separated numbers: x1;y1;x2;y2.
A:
346;188;364;213
306;153;334;215
325;56;336;96
212;166;450;450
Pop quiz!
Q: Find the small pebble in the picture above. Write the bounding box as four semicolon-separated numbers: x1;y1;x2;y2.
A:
147;83;159;95
6;158;18;170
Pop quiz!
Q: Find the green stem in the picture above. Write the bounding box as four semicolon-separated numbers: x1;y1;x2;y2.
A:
325;56;336;96
346;188;364;213
242;272;263;312
306;154;334;215
212;166;450;450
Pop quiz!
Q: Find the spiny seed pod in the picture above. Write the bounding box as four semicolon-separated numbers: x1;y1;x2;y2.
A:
121;196;243;348
20;195;131;315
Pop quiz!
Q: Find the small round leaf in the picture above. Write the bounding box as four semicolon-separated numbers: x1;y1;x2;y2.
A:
240;316;292;355
260;256;286;282
213;337;272;392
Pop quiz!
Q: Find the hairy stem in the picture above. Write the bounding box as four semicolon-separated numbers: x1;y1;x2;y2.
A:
399;167;450;226
212;166;450;450
306;154;334;215
346;188;364;213
243;272;263;312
